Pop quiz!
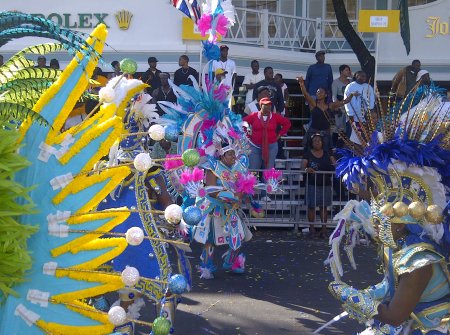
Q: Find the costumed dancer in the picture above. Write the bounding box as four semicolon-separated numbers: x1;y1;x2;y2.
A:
323;89;449;334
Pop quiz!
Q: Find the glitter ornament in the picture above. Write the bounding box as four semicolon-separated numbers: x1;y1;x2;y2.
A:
164;204;183;224
148;124;165;141
133;153;153;172
182;149;200;167
182;205;202;226
119;58;138;74
108;306;127;326
152;317;171;335
168;274;187;294
164;124;179;142
125;227;144;246
121;266;140;286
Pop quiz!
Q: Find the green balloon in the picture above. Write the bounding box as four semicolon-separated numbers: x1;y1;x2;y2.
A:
182;149;200;167
152;317;171;335
120;58;138;74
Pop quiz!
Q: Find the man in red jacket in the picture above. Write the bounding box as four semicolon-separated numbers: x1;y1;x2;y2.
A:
243;97;291;171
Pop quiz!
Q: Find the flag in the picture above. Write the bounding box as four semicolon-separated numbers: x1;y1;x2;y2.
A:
398;0;410;55
173;0;202;24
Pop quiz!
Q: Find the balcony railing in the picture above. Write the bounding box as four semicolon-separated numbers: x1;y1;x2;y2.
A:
225;7;375;53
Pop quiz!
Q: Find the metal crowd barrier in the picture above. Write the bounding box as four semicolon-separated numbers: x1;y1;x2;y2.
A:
246;169;359;232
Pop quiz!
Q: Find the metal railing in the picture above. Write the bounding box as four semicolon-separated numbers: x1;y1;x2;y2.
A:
226;7;375;53
246;169;359;231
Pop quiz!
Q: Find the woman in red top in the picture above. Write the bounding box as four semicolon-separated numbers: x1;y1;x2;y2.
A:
243;97;291;170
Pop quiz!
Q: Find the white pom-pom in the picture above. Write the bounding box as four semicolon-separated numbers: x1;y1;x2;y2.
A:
125;227;144;246
99;86;115;103
148;124;165;141
164;204;183;224
108;306;127;326
133;153;153;172
121;266;140;286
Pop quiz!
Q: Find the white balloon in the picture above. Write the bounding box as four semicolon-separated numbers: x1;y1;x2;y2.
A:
133;153;153;172
148;124;165;141
164;204;183;224
108;306;127;326
121;266;140;286
125;227;144;246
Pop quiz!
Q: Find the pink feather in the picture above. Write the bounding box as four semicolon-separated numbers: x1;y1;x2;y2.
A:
179;170;193;185
215;14;229;37
164;154;183;170
236;173;257;195
198;14;212;36
191;167;205;182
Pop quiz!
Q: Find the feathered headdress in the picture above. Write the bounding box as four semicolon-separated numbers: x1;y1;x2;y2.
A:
335;84;450;250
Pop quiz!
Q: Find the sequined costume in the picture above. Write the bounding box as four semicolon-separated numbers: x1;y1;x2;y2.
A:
325;90;450;334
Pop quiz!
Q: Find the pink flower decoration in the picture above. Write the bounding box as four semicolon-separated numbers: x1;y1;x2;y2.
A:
198;14;212;36
198;148;206;157
192;167;205;182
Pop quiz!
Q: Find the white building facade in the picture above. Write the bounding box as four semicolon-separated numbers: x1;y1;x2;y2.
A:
2;0;449;82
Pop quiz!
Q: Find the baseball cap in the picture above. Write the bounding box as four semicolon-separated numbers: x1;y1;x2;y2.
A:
37;55;46;60
416;69;429;82
315;50;326;56
148;56;158;63
215;68;228;76
259;97;272;106
220;45;229;50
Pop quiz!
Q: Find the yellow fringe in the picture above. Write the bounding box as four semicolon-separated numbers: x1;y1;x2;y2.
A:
37;319;113;335
51;210;129;257
58;116;124;172
52;165;131;213
52;270;124;303
19;24;107;145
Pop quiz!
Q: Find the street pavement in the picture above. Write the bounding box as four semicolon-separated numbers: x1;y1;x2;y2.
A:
136;228;382;335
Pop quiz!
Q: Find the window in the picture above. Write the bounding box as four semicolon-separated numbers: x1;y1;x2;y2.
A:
232;0;281;38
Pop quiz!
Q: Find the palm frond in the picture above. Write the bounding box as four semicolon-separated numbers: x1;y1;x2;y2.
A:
0;102;49;126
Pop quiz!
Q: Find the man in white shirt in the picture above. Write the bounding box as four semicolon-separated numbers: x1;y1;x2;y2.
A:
344;71;375;145
212;45;236;88
242;60;264;104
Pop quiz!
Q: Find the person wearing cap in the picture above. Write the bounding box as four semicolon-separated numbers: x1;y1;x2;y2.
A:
212;45;236;88
214;68;228;82
243;97;291;172
416;69;430;85
390;59;421;99
35;55;47;68
142;56;162;94
244;85;270;115
174;54;199;86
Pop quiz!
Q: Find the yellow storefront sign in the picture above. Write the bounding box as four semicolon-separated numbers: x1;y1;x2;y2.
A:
358;10;400;33
181;17;222;41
